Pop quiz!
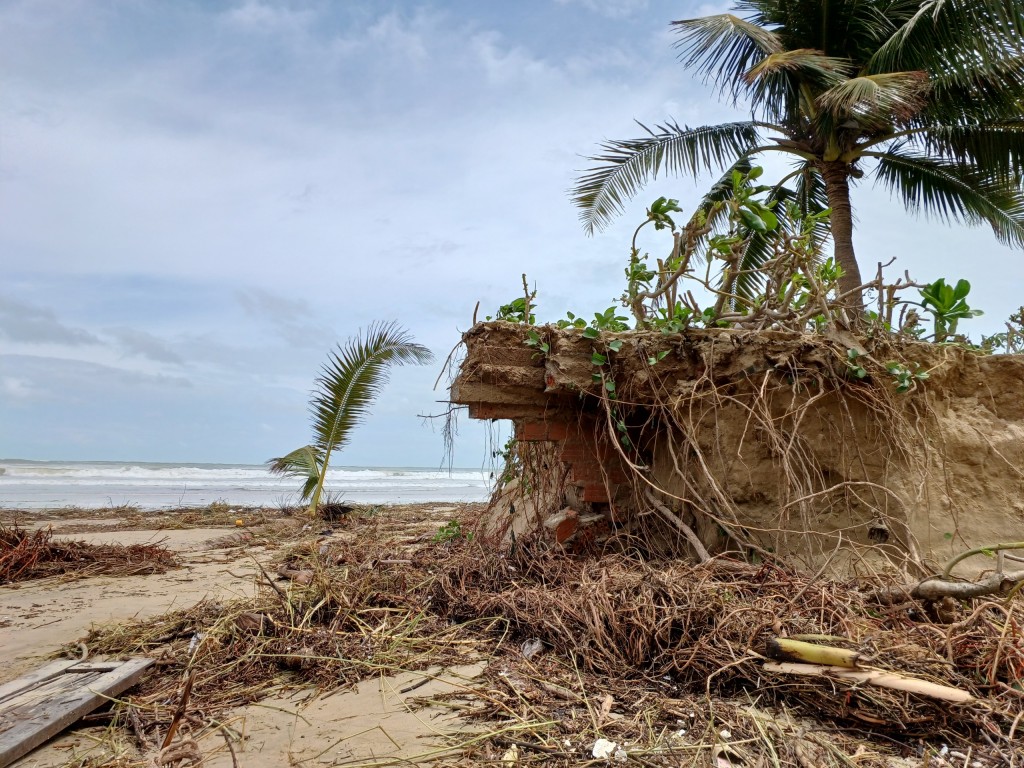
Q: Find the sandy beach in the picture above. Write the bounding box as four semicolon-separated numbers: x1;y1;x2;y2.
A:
1;503;486;767
2;501;1020;768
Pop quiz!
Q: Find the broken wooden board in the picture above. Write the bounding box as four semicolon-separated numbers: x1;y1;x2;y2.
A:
0;657;153;767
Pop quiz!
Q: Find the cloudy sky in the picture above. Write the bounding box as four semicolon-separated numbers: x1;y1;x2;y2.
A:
2;1;1021;468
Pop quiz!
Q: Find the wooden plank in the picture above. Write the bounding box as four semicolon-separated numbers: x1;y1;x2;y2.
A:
0;658;153;768
0;661;79;705
62;663;122;674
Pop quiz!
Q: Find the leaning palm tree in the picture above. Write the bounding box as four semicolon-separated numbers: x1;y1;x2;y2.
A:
268;322;433;516
573;0;1024;305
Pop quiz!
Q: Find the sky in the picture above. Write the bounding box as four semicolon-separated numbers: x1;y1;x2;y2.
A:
2;0;1022;468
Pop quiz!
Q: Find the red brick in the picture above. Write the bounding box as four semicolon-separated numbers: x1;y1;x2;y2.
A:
608;468;629;484
468;403;545;420
517;420;570;442
569;463;601;483
545;421;569;440
554;517;579;544
559;444;594;462
581;484;612;503
570;460;628;484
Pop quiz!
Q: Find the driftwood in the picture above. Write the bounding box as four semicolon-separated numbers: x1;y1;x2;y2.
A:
762;662;975;703
765;637;861;669
874;544;1024;603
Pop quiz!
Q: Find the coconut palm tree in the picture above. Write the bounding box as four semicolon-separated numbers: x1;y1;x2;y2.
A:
268;321;433;516
573;0;1024;305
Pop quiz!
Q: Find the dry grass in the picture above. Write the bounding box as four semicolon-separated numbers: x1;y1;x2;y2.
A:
59;502;1023;767
429;544;1024;765
0;523;180;584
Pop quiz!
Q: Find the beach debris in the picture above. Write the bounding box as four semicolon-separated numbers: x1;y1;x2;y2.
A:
591;738;617;759
520;637;544;660
152;738;202;766
276;563;314;585
761;662;975;703
765;636;861;668
69;503;1024;766
0;658;153;768
430;545;1020;739
501;744;519;763
0;523;179;584
596;693;614;727
319;502;353;521
714;743;745;767
234;611;269;634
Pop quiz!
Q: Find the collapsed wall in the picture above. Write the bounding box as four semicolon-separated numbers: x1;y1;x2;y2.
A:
450;321;1024;575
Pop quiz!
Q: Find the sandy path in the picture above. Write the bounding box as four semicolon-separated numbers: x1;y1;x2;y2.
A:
0;528;266;682
198;665;482;767
2;509;483;768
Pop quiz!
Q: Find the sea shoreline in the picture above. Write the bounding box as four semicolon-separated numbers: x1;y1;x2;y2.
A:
0;458;494;511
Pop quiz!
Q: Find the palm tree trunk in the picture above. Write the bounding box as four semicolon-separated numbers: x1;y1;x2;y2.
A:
819;161;864;308
308;445;333;517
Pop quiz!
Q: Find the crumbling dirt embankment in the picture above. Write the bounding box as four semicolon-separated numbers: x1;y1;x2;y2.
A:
451;321;1024;573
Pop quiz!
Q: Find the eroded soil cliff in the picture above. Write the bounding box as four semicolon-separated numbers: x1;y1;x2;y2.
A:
452;322;1024;575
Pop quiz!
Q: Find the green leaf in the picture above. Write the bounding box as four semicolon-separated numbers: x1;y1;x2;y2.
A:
758;208;778;231
591;352;608;365
571;121;760;234
583;327;600;339
739;207;768;233
270;321;433;516
608;339;623;352
266;445;322;504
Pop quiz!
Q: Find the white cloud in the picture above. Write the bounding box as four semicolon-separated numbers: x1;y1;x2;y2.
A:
0;295;100;346
1;0;1019;465
1;376;34;400
106;327;185;365
223;1;315;31
555;0;649;19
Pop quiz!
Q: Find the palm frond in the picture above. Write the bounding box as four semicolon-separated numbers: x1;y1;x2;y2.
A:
672;14;782;100
684;156;754;266
789;164;832;248
868;0;1024;78
735;164;830;300
744;48;852;123
745;48;851;84
816;72;932;129
267;445;322;502
733;227;777;302
926;53;1024;122
572;121;760;234
311;321;433;460
268;321;435;514
871;149;1024;248
907;122;1024;181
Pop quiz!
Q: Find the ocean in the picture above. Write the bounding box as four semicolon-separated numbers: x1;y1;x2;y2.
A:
0;460;494;511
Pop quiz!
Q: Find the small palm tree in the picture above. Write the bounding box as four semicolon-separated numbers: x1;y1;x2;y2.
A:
268;321;433;516
573;0;1024;305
